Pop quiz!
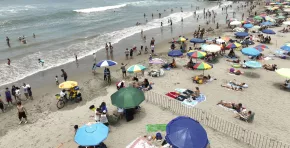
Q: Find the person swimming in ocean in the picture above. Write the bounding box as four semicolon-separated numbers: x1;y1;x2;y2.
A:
7;58;10;66
38;59;44;67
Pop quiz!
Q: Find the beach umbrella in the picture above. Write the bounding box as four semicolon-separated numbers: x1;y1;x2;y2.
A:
281;45;290;52
254;16;263;20
202;44;221;52
111;87;145;109
233;27;245;32
243;23;253;28
226;42;241;49
245;61;262;68
276;68;290;79
283;21;290;25
193;62;212;75
265;16;276;22
178;37;186;42
191;51;206;58
241;40;255;45
216;38;225;44
166;116;209;148
96;60;117;67
230;20;241;26
235;32;249;37
277;15;286;19
254;47;264;52
221;36;230;41
241;47;261;56
256;44;269;49
75;122;109;146
168;50;183;57
262;29;276;34
59;81;78;89
228;18;238;22
260;21;274;26
149;58;165;64
127;64;146;73
284;9;290;12
190;38;206;43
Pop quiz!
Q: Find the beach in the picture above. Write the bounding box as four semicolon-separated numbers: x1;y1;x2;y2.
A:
1;0;290;148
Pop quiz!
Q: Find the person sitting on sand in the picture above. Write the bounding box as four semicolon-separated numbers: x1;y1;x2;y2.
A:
229;68;242;75
99;102;108;113
186;58;195;68
169;58;176;68
280;80;290;89
263;64;277;71
142;78;152;91
228;49;236;58
235;110;254;123
191;87;200;99
217;100;244;113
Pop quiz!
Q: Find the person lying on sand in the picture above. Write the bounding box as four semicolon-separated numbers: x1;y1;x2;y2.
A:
217;100;244;113
226;58;240;63
280;80;290;89
221;80;247;91
229;68;243;75
263;64;277;71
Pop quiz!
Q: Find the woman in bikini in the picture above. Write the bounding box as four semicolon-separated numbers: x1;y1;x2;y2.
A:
217;100;243;113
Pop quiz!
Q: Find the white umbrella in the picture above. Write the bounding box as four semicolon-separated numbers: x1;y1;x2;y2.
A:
216;39;225;44
230;21;241;26
202;44;221;52
233;27;245;32
283;21;290;25
284;9;290;12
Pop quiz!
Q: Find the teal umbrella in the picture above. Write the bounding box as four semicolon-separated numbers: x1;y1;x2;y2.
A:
111;87;145;109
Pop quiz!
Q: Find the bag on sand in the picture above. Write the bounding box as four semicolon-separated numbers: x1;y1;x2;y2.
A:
156;132;162;140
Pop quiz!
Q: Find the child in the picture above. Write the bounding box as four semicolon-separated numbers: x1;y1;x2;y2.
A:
17;101;28;124
100;110;109;126
5;88;12;106
38;59;44;67
55;76;59;85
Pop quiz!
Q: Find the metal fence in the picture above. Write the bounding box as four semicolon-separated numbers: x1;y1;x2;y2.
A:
144;91;290;148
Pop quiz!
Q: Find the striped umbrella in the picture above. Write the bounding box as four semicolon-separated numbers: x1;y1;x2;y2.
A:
256;44;269;49
226;43;241;49
96;60;117;67
254;47;264;52
221;37;230;42
178;37;186;42
193;62;212;75
127;64;146;73
190;51;206;58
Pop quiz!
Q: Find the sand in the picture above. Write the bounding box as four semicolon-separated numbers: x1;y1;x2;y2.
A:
1;1;290;148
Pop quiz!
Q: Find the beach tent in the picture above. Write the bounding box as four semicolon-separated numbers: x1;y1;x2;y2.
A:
75;122;109;146
166;116;209;148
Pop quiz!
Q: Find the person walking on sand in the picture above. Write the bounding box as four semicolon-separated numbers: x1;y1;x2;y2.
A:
93;53;97;63
11;85;17;101
22;83;32;100
6;36;10;47
17;101;28;124
55;76;59;85
38;59;44;67
121;63;127;78
125;48;129;60
61;69;68;81
105;43;109;51
5;88;13;106
130;48;133;59
109;42;113;53
0;95;5;113
15;87;21;101
7;58;10;66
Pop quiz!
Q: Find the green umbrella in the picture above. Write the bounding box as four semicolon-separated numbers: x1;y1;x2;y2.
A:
111;87;145;109
254;16;263;20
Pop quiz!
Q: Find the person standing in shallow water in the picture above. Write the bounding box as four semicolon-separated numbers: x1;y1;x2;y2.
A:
7;58;10;66
6;36;10;47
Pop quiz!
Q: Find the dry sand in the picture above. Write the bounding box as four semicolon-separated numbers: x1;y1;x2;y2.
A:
1;1;290;148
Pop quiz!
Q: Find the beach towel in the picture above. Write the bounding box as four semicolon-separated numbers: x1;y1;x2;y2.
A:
175;88;186;94
165;92;179;99
146;124;167;132
195;94;206;103
181;94;206;107
126;137;158;148
217;104;238;113
176;95;187;101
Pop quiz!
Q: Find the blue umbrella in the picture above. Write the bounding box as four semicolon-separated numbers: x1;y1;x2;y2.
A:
262;29;276;34
241;47;261;56
281;45;290;52
168;50;183;57
243;24;253;28
190;38;206;43
260;21;273;26
240;40;255;45
166;116;208;148
75;122;109;146
245;61;262;68
235;32;249;37
96;60;117;67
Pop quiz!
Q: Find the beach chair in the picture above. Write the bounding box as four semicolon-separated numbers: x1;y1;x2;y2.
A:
240;112;255;123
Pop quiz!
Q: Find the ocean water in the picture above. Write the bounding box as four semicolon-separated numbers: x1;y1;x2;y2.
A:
0;0;232;86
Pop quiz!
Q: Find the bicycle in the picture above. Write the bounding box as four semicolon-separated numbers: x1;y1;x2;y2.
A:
55;94;66;109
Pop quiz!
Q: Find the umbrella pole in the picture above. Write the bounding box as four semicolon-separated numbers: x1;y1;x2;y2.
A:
203;70;205;76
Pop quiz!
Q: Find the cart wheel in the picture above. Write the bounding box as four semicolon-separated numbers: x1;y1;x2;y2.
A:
57;100;65;109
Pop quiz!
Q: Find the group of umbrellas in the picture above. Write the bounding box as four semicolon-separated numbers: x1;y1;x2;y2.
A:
96;60;146;74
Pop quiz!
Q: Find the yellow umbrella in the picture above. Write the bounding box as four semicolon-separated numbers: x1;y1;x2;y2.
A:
59;81;78;89
276;68;290;79
178;37;186;42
